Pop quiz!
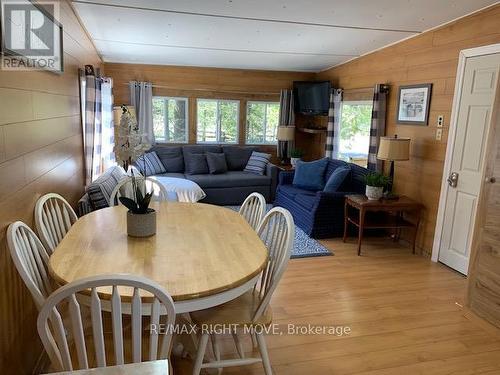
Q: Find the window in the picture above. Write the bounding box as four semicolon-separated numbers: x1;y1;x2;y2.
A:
197;99;239;143
246;101;280;144
152;97;188;143
338;100;373;167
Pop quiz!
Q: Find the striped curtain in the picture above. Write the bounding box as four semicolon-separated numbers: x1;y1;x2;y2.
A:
82;66;101;185
81;66;114;185
277;89;295;159
367;84;390;172
325;88;343;158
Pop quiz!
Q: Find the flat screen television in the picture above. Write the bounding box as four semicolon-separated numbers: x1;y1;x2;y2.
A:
293;81;331;116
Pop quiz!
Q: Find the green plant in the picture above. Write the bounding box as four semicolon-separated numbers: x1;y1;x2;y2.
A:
364;172;391;188
290;148;303;158
119;172;154;214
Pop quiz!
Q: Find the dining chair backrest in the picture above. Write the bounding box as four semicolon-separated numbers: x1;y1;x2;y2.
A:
7;221;53;310
239;192;267;230
35;193;78;253
253;207;294;321
109;176;170;206
37;274;176;372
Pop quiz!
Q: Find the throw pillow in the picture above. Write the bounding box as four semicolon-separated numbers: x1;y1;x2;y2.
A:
243;151;271;175
135;151;167;177
223;146;259;170
323;166;351;192
86;166;126;209
293;158;329;191
185;153;209;175
206;152;228;174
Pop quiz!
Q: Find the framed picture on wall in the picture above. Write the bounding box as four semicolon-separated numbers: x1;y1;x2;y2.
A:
396;84;432;125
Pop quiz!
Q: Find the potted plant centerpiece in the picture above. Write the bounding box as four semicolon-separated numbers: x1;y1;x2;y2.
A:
290;148;303;167
113;105;155;237
364;172;391;201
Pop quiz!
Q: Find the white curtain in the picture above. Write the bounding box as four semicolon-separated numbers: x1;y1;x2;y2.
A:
129;81;154;144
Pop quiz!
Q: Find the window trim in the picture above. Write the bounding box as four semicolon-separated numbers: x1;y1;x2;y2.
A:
152;96;189;144
196;98;240;144
245;100;280;145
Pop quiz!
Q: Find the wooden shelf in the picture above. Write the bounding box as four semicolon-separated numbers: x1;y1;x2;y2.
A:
297;127;327;134
347;213;416;230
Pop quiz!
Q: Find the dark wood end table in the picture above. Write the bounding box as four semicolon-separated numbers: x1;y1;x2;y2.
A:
343;195;423;256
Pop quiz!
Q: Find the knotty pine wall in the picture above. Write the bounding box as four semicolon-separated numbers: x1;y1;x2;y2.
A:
0;1;101;373
316;4;500;256
105;62;314;156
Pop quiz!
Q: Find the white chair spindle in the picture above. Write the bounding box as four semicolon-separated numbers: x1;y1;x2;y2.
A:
149;298;161;361
91;288;106;367
35;193;78;252
111;286;124;365
131;287;142;363
69;294;89;369
239;192;266;230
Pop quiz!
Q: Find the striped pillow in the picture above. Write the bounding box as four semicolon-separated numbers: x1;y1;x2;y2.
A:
86;166;126;210
244;151;271;175
135;151;167;176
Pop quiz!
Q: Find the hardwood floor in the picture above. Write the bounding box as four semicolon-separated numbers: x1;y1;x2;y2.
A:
173;237;500;374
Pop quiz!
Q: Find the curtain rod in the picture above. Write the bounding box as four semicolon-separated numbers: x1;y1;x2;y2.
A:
343;87;374;93
123;82;280;96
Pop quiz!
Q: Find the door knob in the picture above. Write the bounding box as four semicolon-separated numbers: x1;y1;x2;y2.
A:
487;176;496;183
447;172;459;188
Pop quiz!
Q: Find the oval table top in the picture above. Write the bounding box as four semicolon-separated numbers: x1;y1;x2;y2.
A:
49;202;268;302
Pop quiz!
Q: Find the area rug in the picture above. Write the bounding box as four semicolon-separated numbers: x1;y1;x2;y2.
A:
226;205;332;259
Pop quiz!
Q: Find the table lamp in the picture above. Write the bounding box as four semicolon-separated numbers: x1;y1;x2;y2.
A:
277;126;295;164
377;135;410;198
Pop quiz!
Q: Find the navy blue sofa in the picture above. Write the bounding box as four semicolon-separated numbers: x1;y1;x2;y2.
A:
273;159;369;238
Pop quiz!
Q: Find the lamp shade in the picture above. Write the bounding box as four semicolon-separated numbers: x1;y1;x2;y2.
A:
277;126;295;141
377;136;410;161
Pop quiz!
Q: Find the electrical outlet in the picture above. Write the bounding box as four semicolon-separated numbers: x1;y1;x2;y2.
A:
436;128;443;141
437;115;444;128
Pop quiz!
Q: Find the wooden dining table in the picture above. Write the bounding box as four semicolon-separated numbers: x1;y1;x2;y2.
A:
49;202;268;313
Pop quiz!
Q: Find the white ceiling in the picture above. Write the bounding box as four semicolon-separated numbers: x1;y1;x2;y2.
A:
72;0;499;72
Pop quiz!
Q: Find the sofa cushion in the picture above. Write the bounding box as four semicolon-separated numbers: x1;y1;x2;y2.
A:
135;151;166;176
293;158;329;191
186;171;271;188
244;151;271;175
324;166;351;193
182;145;222;157
278;184;317;200
206;152;228;174
151;146;184;173
86;166;126;209
156;172;186;179
185;153;209;175
294;193;317;210
222;146;259;170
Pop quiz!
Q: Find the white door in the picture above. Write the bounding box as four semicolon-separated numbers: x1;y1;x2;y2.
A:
438;53;500;275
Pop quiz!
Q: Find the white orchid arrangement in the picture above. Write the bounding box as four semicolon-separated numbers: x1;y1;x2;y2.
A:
113;105;151;171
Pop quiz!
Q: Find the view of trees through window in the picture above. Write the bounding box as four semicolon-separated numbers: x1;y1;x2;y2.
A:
197;99;238;143
152;97;188;143
246;102;279;144
339;101;373;165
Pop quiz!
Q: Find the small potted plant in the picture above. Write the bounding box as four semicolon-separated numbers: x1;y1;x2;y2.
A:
119;172;156;237
290;148;303;167
364;172;391;200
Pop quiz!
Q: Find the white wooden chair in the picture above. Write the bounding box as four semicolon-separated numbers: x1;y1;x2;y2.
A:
37;274;177;373
35;193;78;253
7;221;53;311
109;176;174;207
239;192;267;230
190;207;295;375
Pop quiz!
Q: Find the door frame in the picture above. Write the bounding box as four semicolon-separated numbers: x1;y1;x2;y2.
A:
432;43;500;264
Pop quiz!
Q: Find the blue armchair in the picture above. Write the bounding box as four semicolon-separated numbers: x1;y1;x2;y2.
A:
273;159;369;238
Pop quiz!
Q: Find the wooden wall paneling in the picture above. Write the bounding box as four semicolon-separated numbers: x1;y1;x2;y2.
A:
0;1;101;373
315;4;500;256
466;65;500;329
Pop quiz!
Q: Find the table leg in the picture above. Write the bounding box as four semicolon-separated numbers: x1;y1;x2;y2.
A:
343;200;349;243
357;208;365;256
412;211;422;255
